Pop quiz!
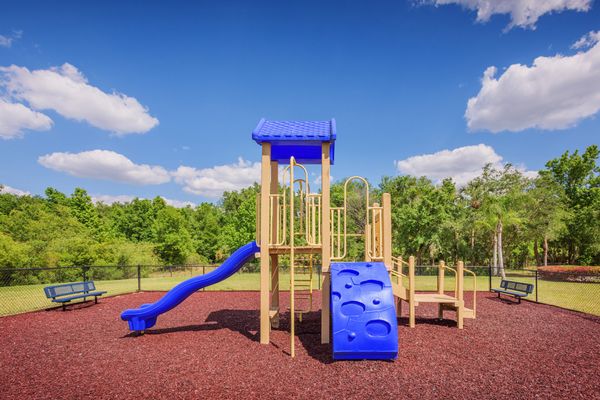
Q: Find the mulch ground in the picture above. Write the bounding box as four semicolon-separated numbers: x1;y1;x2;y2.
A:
1;291;599;400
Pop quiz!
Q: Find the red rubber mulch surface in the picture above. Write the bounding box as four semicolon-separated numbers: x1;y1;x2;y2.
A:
1;291;599;399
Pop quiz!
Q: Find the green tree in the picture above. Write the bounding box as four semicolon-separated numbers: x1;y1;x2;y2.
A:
152;207;194;264
544;145;600;264
525;174;568;266
464;164;529;276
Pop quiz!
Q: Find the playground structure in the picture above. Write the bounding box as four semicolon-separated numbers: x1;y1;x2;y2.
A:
121;119;476;359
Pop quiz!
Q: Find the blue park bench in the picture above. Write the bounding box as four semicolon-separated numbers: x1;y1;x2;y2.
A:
44;281;107;311
491;280;534;304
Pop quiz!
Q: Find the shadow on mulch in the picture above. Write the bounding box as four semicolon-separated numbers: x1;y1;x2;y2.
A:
44;300;99;312
123;309;262;342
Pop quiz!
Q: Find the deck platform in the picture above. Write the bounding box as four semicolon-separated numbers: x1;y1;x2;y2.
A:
414;293;459;306
268;245;322;255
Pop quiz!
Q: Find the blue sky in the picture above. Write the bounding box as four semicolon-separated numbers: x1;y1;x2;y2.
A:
0;0;599;205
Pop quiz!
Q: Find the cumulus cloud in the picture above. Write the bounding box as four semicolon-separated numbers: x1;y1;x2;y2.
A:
162;197;196;208
395;144;536;186
572;30;600;50
0;31;22;48
39;149;261;199
91;194;137;204
466;33;600;132
0;63;158;135
0;184;30;196
172;157;260;198
38;150;171;185
0;98;53;139
427;0;591;30
91;194;195;208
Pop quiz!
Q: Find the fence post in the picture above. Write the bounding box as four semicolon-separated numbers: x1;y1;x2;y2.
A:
488;264;492;291
137;265;141;292
82;266;88;282
535;269;538;303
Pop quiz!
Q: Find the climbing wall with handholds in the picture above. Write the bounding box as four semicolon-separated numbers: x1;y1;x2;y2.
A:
330;262;398;360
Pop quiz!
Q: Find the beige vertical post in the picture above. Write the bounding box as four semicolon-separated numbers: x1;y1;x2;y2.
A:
320;142;331;344
382;193;392;270
270;161;279;329
259;143;271;345
437;260;445;319
365;223;372;262
255;194;260;244
289;159;295;357
457;260;464;329
409;255;416;328
396;256;403;317
438;260;445;294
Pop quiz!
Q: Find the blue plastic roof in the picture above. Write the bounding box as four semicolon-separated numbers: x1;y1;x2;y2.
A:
252;119;336;164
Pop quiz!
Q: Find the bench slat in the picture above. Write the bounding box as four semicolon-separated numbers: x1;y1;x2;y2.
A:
499;279;533;294
44;281;98;299
51;291;107;303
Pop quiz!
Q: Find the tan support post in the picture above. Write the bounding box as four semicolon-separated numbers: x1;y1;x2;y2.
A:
259;143;271;344
255;194;260;244
270;161;279;329
457;260;464;329
382;193;392;271
320;142;331;344
438;260;446;295
289;159;295;357
409;255;415;328
396;256;403;317
437;260;445;319
364;223;372;262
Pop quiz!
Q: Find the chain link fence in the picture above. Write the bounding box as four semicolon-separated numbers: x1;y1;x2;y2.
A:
1;263;598;317
0;262;322;317
404;264;600;316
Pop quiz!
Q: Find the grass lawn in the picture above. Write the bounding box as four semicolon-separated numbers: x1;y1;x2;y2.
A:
1;271;599;317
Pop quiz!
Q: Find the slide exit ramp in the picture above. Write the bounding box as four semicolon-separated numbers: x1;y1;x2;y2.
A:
331;262;398;360
121;241;260;332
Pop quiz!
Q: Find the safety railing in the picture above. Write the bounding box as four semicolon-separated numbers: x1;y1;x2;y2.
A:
330;206;344;259
267;165;322;247
463;267;477;317
330;176;374;261
367;204;384;260
441;264;458;298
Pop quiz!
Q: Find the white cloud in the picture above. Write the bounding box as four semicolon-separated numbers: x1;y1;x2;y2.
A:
0;31;22;48
0;63;158;134
91;194;195;208
572;30;600;50
0;184;30;196
466;33;600;132
428;0;591;30
172;157;260;198
91;194;136;204
0;98;53;139
162;197;196;208
38;150;171;185
395;144;537;186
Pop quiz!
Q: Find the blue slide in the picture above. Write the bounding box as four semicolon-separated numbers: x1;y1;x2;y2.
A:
330;261;398;360
121;241;259;331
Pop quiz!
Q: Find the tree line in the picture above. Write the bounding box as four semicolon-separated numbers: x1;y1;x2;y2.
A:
0;145;598;274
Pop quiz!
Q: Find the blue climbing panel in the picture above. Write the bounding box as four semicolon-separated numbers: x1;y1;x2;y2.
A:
330;262;398;360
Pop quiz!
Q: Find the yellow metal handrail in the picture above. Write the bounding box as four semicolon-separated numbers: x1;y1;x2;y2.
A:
368;205;384;260
330;176;372;261
289;157;296;357
463;268;477;317
269;163;322;248
442;265;458;298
